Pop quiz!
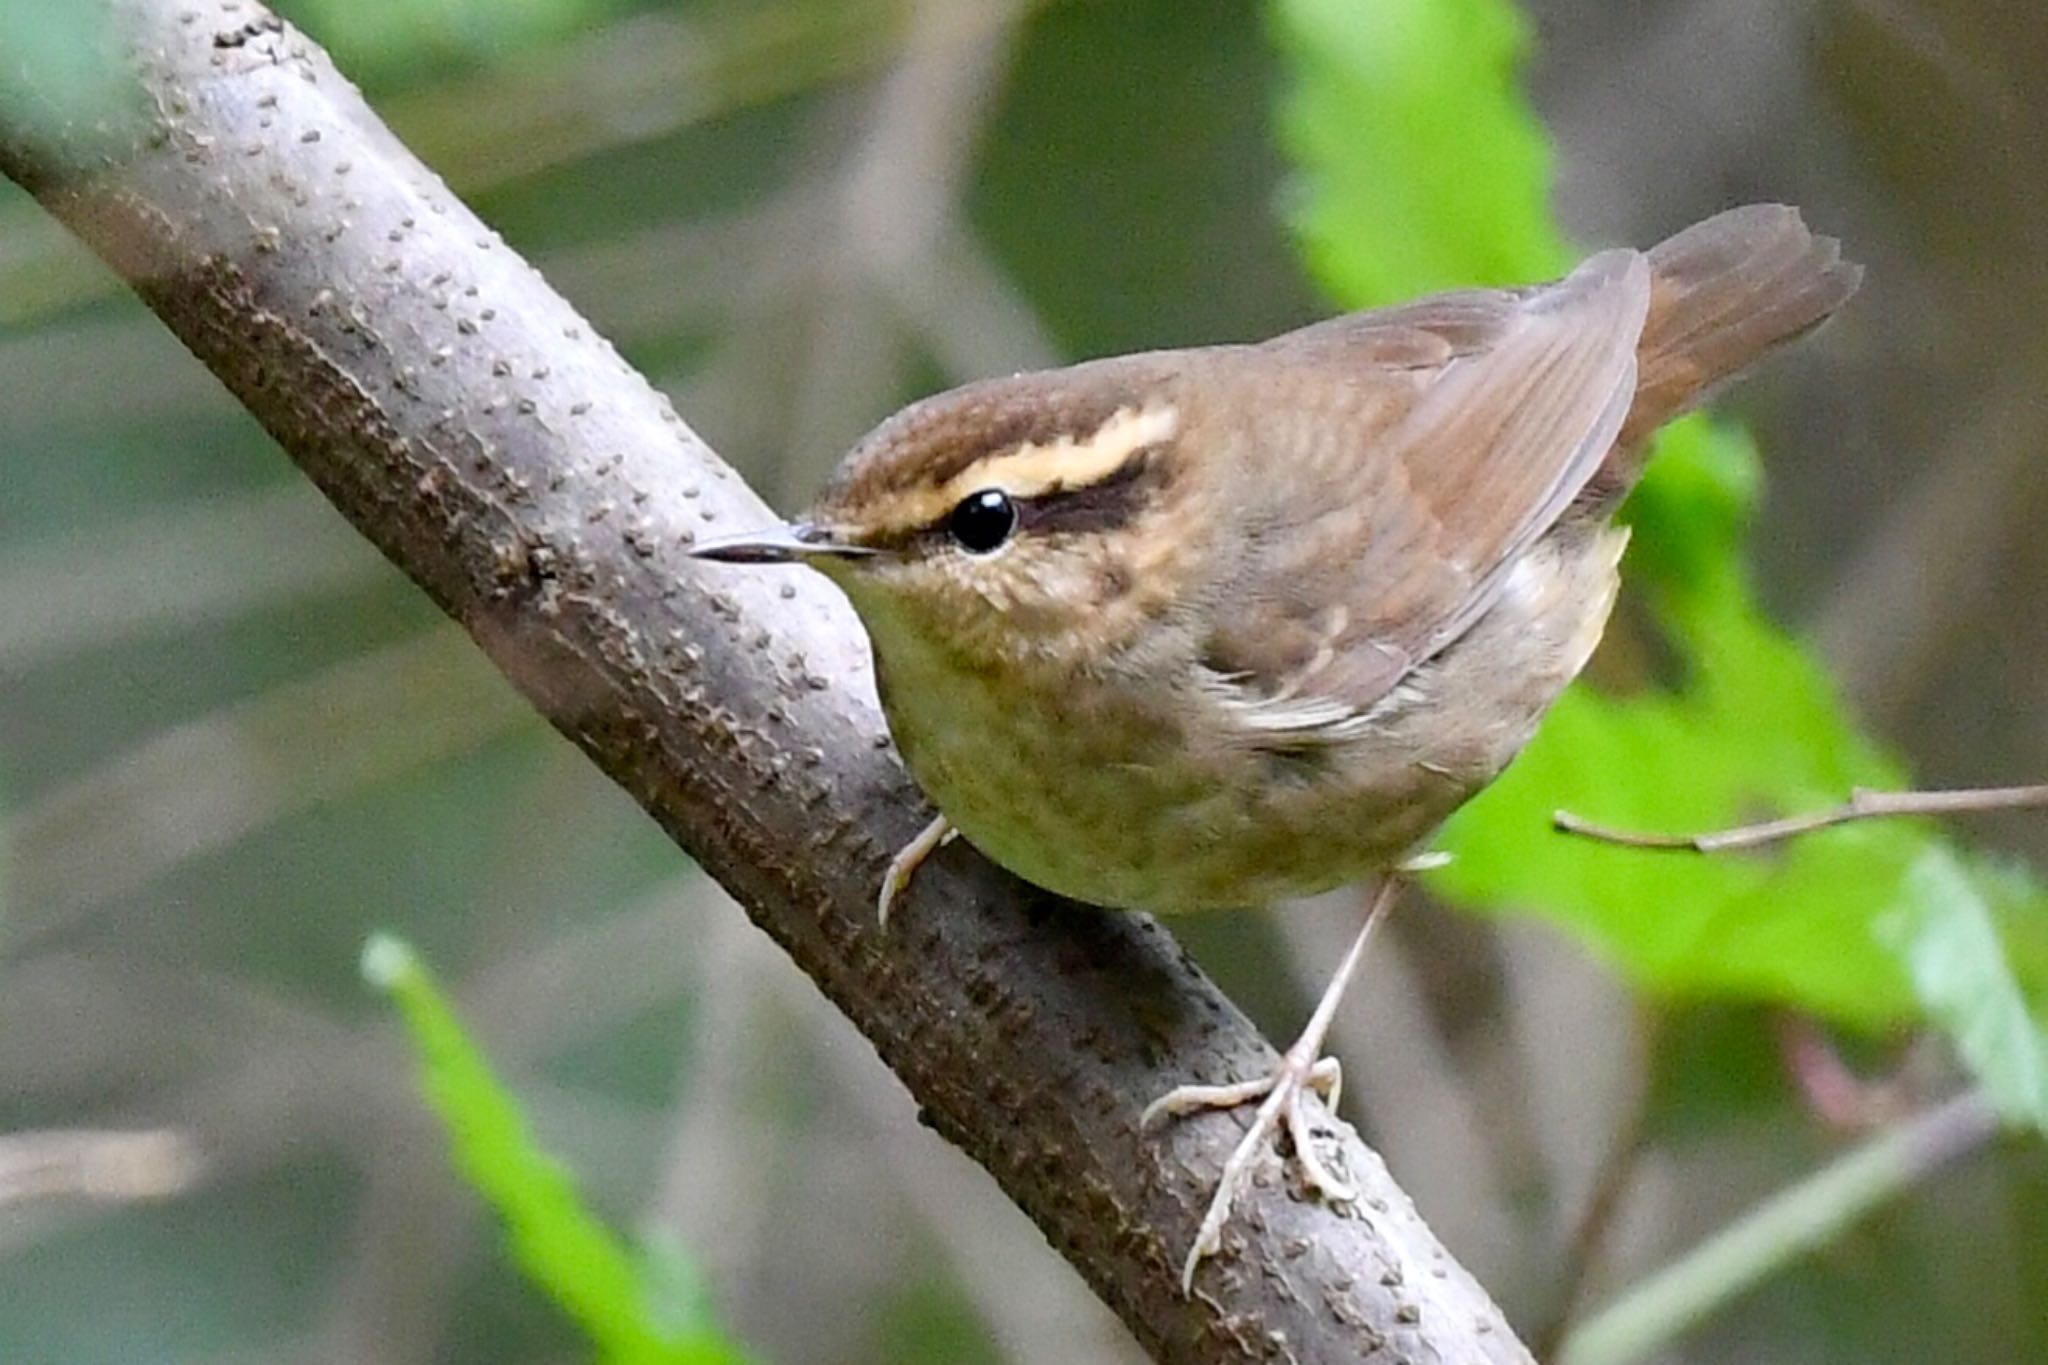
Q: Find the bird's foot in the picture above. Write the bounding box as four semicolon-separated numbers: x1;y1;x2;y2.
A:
877;813;955;928
1395;849;1451;874
1142;875;1403;1292
1142;1045;1354;1292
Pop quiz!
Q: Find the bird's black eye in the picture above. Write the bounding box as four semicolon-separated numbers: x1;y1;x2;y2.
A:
947;488;1017;554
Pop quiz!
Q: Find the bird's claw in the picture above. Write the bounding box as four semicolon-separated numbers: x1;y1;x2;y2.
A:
877;813;956;928
1145;1050;1354;1293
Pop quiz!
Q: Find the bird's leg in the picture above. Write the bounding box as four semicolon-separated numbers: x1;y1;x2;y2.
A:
877;812;955;928
1142;875;1403;1292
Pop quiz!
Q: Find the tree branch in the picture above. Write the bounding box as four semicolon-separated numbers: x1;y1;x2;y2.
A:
0;5;1531;1359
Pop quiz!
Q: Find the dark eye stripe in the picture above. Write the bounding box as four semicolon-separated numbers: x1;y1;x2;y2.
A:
847;443;1172;553
1015;446;1167;536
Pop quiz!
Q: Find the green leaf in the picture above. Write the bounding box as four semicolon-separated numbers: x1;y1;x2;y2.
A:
1270;0;1573;296
1878;851;2048;1131
1267;0;2048;1076
361;934;746;1365
1432;696;1919;1027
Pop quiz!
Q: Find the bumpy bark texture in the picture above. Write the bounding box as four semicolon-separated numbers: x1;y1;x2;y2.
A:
0;6;1533;1361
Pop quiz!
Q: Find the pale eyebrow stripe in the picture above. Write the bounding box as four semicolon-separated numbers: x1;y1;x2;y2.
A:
892;404;1181;528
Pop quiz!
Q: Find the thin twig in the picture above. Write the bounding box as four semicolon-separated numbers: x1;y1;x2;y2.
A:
1534;1007;1664;1359
1554;783;2048;853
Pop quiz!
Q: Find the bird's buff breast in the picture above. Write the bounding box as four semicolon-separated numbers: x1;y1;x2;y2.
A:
862;623;1475;914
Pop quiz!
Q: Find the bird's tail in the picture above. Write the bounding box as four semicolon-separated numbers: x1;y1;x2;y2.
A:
1607;204;1861;478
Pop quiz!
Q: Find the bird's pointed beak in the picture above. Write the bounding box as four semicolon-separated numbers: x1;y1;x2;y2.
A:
687;521;874;564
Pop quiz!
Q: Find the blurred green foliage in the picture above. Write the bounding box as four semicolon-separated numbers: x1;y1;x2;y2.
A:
364;934;745;1365
1272;0;2048;1128
277;0;631;85
0;6;132;144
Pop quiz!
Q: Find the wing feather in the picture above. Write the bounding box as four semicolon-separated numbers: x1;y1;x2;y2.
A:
1198;249;1651;737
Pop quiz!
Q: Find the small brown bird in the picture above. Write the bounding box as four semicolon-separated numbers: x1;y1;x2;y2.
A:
692;204;1860;1287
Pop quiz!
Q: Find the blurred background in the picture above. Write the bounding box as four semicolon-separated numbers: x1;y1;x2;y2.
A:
3;0;2046;1360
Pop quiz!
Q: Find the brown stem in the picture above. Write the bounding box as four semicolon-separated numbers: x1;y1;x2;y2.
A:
1555;783;2048;852
1533;1007;1663;1359
0;5;1531;1360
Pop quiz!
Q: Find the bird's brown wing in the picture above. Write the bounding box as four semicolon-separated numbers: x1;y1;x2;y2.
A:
1198;249;1651;733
